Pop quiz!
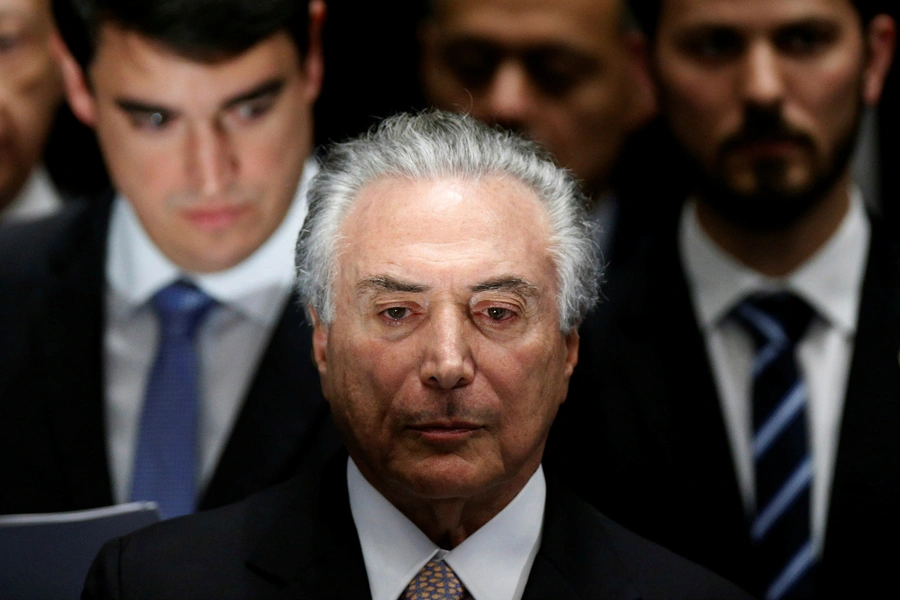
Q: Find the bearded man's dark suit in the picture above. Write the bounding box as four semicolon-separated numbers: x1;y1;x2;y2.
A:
81;452;752;600
545;217;900;598
0;197;340;515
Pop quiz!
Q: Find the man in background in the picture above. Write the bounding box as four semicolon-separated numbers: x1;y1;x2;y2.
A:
0;0;65;224
549;0;897;598
0;0;338;519
420;0;655;261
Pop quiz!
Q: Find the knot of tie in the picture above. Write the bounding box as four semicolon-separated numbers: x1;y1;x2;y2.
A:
402;559;467;600
732;291;815;350
152;280;216;339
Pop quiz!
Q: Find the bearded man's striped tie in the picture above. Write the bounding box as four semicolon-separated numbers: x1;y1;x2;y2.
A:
733;292;815;600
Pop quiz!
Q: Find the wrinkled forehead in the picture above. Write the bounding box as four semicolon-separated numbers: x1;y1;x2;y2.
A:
334;175;556;288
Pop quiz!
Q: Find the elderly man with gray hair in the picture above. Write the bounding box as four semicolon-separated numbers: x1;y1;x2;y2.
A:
82;111;751;600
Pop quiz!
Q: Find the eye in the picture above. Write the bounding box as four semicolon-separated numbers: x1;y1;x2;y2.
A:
775;22;838;56
485;306;515;321
232;93;277;122
440;39;503;90
678;27;744;62
0;34;22;53
524;49;596;97
382;307;410;321
126;110;171;131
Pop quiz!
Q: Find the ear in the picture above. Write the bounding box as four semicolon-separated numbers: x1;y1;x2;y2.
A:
862;14;896;106
563;328;580;379
622;29;657;129
310;307;329;378
50;32;97;127
302;0;327;103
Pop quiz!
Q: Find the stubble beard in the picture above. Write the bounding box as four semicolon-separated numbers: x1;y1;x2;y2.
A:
679;100;862;233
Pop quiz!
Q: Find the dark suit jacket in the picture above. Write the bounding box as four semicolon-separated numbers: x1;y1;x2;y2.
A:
546;218;900;598
82;452;753;600
0;198;340;514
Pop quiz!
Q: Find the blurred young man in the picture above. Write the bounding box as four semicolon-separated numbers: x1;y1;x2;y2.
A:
550;1;897;598
0;0;339;519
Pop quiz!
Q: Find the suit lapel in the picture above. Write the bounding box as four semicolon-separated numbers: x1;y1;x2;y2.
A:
820;225;900;592
246;455;372;599
40;198;115;509
523;481;640;600
200;298;336;509
613;231;753;585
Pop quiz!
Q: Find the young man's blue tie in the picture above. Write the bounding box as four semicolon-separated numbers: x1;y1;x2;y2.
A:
130;280;216;519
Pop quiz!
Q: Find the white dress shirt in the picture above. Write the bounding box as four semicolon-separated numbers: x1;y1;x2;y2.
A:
104;160;317;504
348;459;545;600
1;166;63;225
679;189;869;556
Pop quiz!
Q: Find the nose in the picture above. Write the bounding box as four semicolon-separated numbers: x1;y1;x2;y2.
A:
480;59;533;129
186;123;237;198
741;42;785;108
419;307;475;390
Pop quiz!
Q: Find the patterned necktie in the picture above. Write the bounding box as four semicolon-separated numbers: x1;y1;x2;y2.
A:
130;281;216;519
732;292;815;600
402;559;467;600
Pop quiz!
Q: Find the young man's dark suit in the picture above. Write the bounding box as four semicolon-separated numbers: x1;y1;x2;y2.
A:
81;452;753;600
546;217;900;597
0;197;340;515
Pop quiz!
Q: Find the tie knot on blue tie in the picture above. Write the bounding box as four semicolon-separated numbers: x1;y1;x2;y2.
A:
151;281;216;339
733;292;814;349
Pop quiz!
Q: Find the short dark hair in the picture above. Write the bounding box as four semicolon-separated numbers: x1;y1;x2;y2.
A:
52;0;311;70
629;0;885;39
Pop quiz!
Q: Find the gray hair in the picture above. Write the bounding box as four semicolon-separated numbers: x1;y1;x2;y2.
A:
295;110;602;332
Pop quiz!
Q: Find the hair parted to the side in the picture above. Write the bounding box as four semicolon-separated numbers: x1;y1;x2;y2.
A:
295;110;603;333
52;0;311;70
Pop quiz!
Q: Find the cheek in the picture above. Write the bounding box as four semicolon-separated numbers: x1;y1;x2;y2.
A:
0;63;60;152
487;340;569;435
95;119;179;198
657;60;741;153
326;334;415;427
788;66;863;146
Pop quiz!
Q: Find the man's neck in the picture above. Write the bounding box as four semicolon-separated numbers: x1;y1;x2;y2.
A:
695;173;853;278
363;463;539;549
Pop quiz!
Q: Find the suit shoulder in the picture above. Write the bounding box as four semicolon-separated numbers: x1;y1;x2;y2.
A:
0;199;101;280
82;466;327;600
538;483;754;600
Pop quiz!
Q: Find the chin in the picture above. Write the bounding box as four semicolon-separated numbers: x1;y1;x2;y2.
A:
394;456;499;501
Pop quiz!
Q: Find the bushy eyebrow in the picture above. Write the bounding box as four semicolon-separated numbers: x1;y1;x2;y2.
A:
357;276;430;296
471;277;538;297
113;77;286;117
221;78;285;110
355;275;538;299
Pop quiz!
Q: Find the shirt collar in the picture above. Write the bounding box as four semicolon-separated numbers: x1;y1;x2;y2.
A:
1;167;62;225
680;187;869;335
348;458;545;600
106;159;317;324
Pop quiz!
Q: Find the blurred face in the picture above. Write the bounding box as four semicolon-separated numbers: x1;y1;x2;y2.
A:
313;176;579;508
653;0;894;229
422;0;654;195
59;16;323;272
0;0;62;208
